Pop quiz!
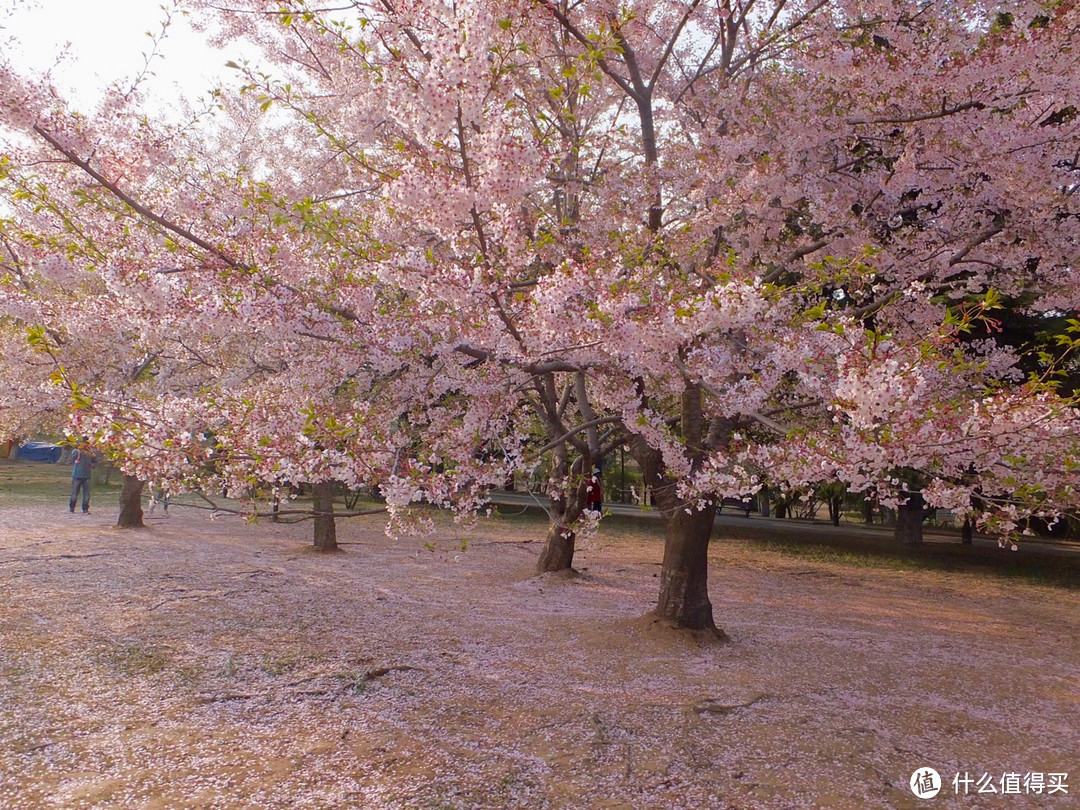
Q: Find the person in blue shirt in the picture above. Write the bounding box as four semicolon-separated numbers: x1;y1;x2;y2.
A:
69;444;96;514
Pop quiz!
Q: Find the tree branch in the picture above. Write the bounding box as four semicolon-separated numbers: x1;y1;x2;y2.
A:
846;100;986;127
32;125;240;269
526;416;622;460
535;0;641;102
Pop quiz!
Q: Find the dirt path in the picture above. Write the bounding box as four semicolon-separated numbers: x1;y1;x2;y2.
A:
0;502;1076;809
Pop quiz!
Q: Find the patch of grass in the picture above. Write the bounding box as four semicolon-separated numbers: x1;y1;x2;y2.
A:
741;535;1080;589
0;459;122;505
172;663;204;685
418;800;458;810
749;540;923;571
488;503;549;524
259;653;302;677
333;671;371;695
103;644;170;676
221;655;239;679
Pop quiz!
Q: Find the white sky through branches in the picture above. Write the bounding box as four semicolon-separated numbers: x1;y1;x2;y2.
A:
3;0;238;112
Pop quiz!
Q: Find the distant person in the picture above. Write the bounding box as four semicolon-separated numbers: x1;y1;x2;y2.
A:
69;444;96;514
586;466;603;515
148;484;170;516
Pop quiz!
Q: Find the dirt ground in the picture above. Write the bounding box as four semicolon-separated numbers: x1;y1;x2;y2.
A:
0;467;1077;809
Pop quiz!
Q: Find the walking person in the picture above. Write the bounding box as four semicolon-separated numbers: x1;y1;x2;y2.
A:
148;484;170;516
69;443;96;514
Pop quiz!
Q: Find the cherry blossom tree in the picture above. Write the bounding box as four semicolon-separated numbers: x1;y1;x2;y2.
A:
182;0;1078;629
3;0;1079;634
0;52;416;538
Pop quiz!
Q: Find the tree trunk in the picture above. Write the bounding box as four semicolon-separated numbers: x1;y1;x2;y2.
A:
536;441;590;573
312;480;338;552
538;519;576;572
829;496;842;527
961;517;973;545
630;432;724;635
117;475;145;529
623;379;731;636
757;488;770;517
895;491;926;545
864;497;875;524
537;478;588;573
654;502;721;632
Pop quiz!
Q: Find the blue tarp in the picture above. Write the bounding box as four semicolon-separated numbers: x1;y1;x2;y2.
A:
15;440;63;463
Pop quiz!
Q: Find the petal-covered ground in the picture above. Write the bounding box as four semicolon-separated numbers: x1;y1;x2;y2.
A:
0;495;1076;809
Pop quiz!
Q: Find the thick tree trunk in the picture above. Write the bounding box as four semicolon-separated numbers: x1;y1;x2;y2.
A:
757;488;770;517
864;498;875;524
312;480;338;552
116;475;145;529
536;441;590;573
622;379;732;636
630;426;724;635
654;501;723;633
537;480;588;573
895;491;926;545
538;520;576;572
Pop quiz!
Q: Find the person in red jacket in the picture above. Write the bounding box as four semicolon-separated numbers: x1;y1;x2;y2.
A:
586;466;603;515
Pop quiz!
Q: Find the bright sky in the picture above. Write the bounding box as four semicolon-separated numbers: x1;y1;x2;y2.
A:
2;0;240;111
